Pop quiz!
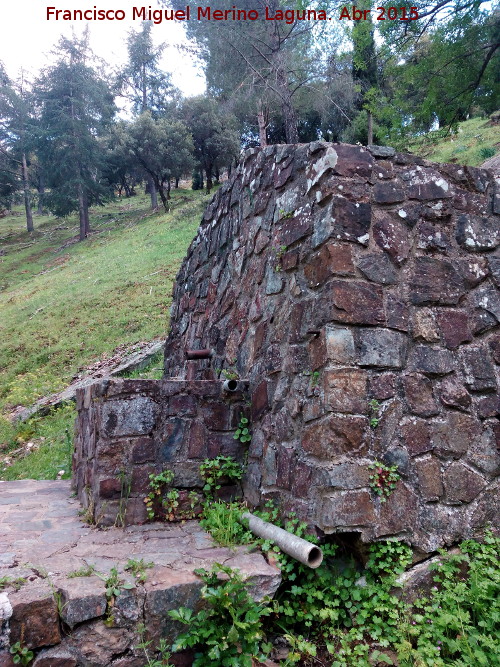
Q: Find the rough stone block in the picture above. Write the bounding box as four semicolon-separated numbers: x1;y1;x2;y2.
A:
302;414;368;459
456;214;500;251
373;214;411;265
440;376;471;411
57;577;107;629
357;329;408;368
324;369;368;414
436;310;472;349
331;281;385;326
102;397;158;437
357;252;398;285
331;196;371;243
410;345;455;375
324;326;355;363
9;584;61;649
462;347;497;392
376;483;418;537
443;462;486;503
320;491;375;528
432;413;481;459
369;373;396;400
400;417;432;457
415;457;443;501
410;257;466;306
403;373;439;417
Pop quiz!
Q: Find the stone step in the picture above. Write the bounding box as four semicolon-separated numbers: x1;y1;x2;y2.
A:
0;480;281;666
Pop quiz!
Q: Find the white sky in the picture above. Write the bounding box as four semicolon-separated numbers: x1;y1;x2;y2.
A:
1;1;206;97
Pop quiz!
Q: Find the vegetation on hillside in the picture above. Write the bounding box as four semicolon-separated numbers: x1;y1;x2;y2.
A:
0;190;206;479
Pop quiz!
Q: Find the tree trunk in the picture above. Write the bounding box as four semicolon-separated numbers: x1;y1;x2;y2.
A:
367;111;374;145
175;176;179;188
78;184;87;241
257;105;268;147
167;179;171;199
37;174;45;215
22;153;33;233
206;166;213;194
83;189;90;236
147;175;158;209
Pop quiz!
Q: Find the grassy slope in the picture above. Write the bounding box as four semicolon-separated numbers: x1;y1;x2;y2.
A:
0;189;207;479
407;116;500;166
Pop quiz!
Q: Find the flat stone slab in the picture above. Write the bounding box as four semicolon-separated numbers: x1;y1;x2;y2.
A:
0;480;280;666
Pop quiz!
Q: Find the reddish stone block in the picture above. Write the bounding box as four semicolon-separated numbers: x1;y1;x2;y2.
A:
376;483;418;537
400;417;433;457
369;373;396;400
131;438;155;464
320;490;375;528
169;394;197;417
403;373;439;417
252;381;269;420
477;394;500;419
281;248;299;270
187;420;208;459
278;214;313;247
410;257;466;306
432;413;481;459
99;477;122;499
443;462;486;503
276;447;295;490
291;461;313;498
462;347;497;392
9;584;61;649
309;331;327;371
331;280;385;326
373;213;411;265
373;181;405;204
327;243;356;276
324;369;368;414
201;403;231;431
131;465;156;495
437;310;472;349
415;457;443;501
440;376;471;411
331;196;371;243
302;414;368;458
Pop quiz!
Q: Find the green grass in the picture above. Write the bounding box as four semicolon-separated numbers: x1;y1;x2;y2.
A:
0;188;209;479
407;116;500;166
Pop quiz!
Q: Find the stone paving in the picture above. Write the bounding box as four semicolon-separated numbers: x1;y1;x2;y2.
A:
0;480;281;666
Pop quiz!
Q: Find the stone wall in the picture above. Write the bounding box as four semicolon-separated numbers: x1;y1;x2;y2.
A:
74;142;499;552
162;142;499;553
74;379;248;526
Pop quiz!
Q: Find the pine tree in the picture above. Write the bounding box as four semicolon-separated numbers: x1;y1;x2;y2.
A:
35;32;115;241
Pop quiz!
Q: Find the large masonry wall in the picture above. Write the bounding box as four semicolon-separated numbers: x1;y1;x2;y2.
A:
163;142;500;553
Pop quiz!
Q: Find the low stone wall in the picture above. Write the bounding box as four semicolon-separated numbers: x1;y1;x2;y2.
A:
73;378;248;526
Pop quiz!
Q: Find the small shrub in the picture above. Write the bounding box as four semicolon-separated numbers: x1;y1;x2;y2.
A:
169;564;272;666
369;461;400;502
233;414;251;443
200;501;253;547
199;456;243;499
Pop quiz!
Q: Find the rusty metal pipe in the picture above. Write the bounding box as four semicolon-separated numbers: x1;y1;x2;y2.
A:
185;349;213;360
241;512;323;569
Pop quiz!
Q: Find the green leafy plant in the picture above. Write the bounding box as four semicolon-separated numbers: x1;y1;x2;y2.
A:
125;558;154;584
144;469;175;520
200;501;254;548
311;370;320;388
9;642;34;666
279;209;294;219
162;488;180;521
0;575;26;591
234;414;251;444
67;563;96;578
169;564;272;666
479;146;495;160
199;455;243;499
274;244;288;271
369;399;381;428
136;623;174;666
221;368;239;380
369;461;400;502
397;530;500;667
115;469;132;528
